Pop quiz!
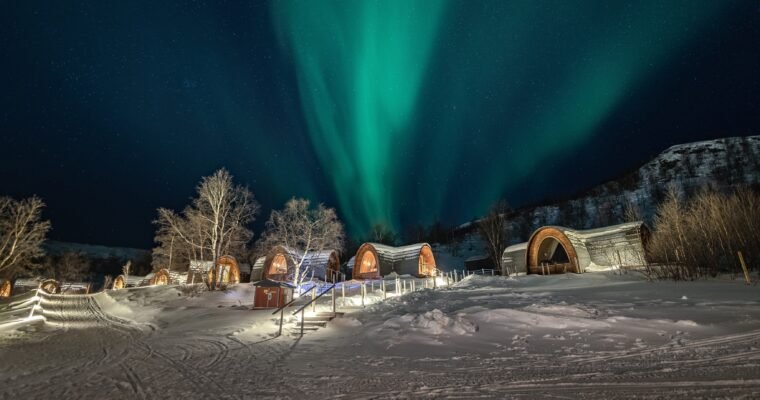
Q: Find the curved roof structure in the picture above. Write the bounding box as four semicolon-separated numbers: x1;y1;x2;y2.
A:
353;242;436;279
261;246;341;282
526;221;649;274
501;242;528;275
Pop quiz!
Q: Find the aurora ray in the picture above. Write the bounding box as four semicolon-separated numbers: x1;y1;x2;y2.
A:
273;0;728;236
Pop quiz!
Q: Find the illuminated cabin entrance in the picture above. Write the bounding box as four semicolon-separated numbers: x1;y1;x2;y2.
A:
358;251;377;275
419;245;436;276
527;227;580;274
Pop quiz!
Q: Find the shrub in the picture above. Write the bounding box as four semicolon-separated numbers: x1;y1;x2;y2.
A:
646;186;760;280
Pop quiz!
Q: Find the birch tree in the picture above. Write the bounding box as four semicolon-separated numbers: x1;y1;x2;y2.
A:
0;196;51;276
477;200;512;275
155;169;258;289
257;198;345;288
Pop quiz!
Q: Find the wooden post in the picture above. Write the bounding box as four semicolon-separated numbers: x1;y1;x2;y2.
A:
412;279;415;292
738;251;751;285
382;279;387;299
300;308;305;336
341;283;345;306
311;285;317;313
278;306;285;337
371;280;375;292
332;286;336;312
361;283;366;307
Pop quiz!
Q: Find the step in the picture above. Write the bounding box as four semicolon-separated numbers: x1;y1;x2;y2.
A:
289;326;320;334
302;316;334;322
316;311;344;317
296;321;328;328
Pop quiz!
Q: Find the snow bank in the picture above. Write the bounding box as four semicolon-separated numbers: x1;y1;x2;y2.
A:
382;309;478;336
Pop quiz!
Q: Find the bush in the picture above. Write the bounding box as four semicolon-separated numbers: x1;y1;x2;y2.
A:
646;186;760;280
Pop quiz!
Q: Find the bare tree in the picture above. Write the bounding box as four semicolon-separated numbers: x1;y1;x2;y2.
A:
0;196;51;276
54;251;91;282
478;200;512;276
156;169;258;289
122;260;131;282
647;186;760;280
368;223;396;245
256;198;345;289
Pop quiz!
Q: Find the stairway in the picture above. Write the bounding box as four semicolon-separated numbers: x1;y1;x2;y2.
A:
290;311;344;336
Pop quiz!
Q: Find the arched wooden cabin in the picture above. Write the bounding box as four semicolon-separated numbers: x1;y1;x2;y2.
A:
150;268;171;286
112;274;126;289
261;246;341;282
0;279;12;298
40;279;60;294
207;255;241;285
353;243;436;280
526;221;650;275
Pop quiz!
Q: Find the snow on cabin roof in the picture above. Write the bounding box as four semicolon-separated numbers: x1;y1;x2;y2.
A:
465;255;490;262
125;275;146;285
168;271;186;283
60;282;90;291
346;256;355;268
503;242;528;253
253;256;265;269
239;263;251;274
189;260;214;273
13;278;43;287
366;242;430;263
271;246;339;267
564;221;646;241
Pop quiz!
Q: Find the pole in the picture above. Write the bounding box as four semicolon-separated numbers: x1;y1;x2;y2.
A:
311;285;317;313
300;308;305;336
341;283;345;306
738;251;751;285
332;286;336;312
361;283;365;307
382;279;386;299
278;306;284;337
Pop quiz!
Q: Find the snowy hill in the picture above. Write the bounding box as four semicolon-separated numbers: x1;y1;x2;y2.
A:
443;135;760;267
459;135;760;247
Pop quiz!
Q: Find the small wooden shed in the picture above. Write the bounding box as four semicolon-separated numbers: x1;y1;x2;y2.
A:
252;279;295;309
464;255;492;271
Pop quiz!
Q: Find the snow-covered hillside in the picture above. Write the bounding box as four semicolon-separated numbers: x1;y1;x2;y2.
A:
1;273;759;398
456;135;760;255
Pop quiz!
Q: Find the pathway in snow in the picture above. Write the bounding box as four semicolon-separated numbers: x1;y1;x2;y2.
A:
1;274;759;399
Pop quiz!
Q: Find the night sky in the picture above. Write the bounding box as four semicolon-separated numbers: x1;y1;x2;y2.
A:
2;1;759;249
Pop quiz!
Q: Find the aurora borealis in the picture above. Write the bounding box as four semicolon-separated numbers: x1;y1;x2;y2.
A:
2;1;759;247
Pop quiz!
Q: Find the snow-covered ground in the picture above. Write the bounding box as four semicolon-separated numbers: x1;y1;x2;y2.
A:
1;273;759;399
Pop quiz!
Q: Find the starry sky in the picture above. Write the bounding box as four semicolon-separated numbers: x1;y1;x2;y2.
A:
1;1;759;249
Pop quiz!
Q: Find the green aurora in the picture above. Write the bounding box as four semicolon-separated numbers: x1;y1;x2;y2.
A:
273;0;725;236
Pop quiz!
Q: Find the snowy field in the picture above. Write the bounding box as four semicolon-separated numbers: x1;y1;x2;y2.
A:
1;273;759;399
